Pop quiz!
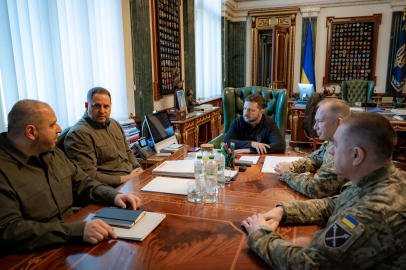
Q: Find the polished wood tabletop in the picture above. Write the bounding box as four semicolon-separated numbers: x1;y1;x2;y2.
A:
1;148;320;270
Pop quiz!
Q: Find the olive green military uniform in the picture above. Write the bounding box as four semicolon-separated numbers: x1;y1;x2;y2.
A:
248;162;406;269
64;111;140;186
0;133;120;254
282;142;349;198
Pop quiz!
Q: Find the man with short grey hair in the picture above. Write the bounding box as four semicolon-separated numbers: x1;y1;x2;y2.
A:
243;113;406;269
275;98;351;198
65;87;142;186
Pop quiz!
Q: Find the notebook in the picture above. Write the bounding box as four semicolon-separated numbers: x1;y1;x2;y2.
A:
92;207;146;228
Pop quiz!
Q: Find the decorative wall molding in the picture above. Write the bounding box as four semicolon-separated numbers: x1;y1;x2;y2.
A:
300;7;321;17
222;2;249;21
227;0;398;12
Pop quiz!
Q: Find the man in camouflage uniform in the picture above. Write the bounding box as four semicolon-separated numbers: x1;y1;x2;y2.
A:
242;113;406;269
275;99;351;198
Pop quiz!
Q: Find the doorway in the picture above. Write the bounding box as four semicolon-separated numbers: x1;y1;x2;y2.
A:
250;12;297;97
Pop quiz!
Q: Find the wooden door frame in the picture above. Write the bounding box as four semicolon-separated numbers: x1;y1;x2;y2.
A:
250;8;298;98
271;25;289;89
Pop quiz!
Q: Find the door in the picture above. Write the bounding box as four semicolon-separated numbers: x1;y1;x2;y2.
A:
271;25;289;89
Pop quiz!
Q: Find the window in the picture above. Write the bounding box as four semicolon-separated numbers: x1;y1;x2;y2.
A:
0;0;128;132
195;0;222;99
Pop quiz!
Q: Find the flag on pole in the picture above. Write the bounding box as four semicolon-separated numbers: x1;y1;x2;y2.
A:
391;12;406;92
301;20;316;91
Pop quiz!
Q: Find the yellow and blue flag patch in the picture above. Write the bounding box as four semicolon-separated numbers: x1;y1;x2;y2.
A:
342;215;358;229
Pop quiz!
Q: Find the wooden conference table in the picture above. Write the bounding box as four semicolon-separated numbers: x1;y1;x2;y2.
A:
1;148;320;270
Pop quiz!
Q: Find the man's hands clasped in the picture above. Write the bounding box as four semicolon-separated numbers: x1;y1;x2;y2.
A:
241;207;285;234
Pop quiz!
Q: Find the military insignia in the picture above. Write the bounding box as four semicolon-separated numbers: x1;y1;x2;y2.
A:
324;223;352;249
342;214;358;229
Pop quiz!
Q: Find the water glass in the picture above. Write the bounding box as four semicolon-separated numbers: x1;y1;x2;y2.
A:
223;167;231;185
187;181;201;202
203;176;217;203
217;168;225;188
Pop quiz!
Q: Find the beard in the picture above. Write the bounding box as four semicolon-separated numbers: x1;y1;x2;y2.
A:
244;114;261;123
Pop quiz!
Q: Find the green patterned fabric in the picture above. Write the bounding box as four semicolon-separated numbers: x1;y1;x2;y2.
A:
209;86;288;148
341;80;375;104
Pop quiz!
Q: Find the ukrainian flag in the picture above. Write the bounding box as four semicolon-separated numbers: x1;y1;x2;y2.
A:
342;215;358;229
301;20;316;91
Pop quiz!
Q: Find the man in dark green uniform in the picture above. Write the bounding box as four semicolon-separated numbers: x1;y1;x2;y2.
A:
242;113;406;269
0;100;141;254
64;87;142;186
275;99;351;198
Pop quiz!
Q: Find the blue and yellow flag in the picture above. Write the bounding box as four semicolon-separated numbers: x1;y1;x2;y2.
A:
301;20;316;91
391;14;406;92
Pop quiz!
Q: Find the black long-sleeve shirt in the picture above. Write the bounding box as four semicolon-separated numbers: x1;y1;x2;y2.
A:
223;115;286;154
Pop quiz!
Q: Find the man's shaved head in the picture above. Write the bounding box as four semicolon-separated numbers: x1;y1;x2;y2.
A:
7;100;50;137
317;99;351;120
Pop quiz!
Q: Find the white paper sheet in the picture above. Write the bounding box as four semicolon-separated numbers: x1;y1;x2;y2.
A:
239;156;260;165
141;177;193;195
261;156;303;173
113;212;166;241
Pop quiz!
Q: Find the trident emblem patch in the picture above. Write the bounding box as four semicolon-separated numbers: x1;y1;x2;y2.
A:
324;223;352;249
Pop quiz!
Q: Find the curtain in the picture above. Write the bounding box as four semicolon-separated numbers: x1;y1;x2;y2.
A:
0;0;127;132
300;17;317;83
386;12;403;98
195;0;221;99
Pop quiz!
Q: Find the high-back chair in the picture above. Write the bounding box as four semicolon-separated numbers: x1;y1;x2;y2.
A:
209;86;288;148
341;79;375;104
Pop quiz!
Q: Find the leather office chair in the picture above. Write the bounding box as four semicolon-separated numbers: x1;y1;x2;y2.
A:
341;79;375;104
56;126;71;153
209;86;288;148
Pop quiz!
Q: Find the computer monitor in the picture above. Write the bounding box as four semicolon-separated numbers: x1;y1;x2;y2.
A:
145;111;178;153
298;83;314;100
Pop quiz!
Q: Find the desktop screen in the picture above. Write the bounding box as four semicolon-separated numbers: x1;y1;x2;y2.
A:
145;111;175;144
298;83;314;99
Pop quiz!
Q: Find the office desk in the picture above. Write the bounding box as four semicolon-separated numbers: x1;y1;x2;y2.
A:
290;106;406;147
171;107;221;147
1;148;320;270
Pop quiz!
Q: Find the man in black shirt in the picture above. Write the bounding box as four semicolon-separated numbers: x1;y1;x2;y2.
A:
223;94;285;154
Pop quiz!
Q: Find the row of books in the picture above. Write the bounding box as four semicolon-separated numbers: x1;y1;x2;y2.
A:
120;122;140;147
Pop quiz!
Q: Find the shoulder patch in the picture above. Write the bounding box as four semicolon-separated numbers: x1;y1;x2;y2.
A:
324;223;352;249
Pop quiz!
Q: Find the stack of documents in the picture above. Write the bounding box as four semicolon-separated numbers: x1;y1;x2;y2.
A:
160;144;185;153
391;109;406;116
152;160;195;177
350;107;364;112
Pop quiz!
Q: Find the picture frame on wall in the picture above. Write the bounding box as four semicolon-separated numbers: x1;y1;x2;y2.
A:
154;0;182;97
176;90;188;114
322;13;381;86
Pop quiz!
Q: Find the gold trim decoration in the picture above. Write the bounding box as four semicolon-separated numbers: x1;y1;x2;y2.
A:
194;126;199;147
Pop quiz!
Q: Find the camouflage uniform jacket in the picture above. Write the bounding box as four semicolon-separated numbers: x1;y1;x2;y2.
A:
248;162;406;269
282;141;349;199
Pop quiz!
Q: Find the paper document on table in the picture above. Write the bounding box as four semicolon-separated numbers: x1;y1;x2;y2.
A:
262;156;303;173
239;156;260;165
142;177;193;195
152;160;195;177
113;212;166;241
